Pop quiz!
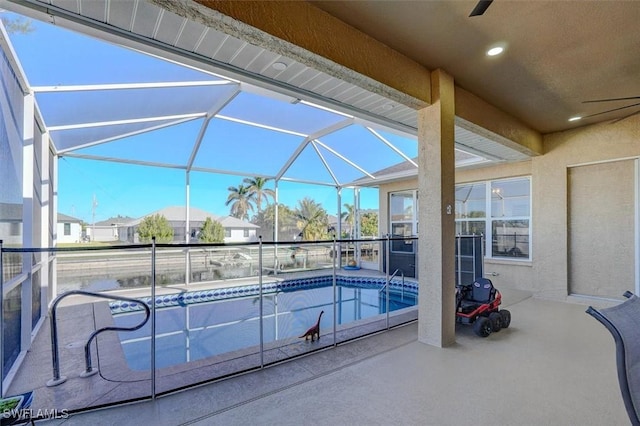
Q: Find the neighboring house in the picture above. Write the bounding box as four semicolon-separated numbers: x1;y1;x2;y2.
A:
86;216;133;242
217;215;260;243
0;202;22;245
56;213;83;244
122;206;259;244
327;214;350;237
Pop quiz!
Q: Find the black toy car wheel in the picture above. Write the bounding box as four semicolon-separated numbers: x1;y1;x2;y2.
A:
500;309;511;328
489;312;503;332
473;316;492;337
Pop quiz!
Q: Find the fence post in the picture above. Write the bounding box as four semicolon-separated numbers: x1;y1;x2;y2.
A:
151;237;156;400
0;240;4;396
385;234;390;329
332;236;337;347
259;236;264;368
457;235;462;286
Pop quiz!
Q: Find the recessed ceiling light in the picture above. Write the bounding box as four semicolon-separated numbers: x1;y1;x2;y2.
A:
272;62;287;71
382;103;394;111
568;116;582;122
487;46;504;56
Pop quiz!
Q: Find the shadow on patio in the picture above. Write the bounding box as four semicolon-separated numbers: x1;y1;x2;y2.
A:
24;287;629;425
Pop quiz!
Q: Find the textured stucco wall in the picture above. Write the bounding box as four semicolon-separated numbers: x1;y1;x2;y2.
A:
456;88;543;156
377;114;639;299
568;160;635;298
532;115;640;300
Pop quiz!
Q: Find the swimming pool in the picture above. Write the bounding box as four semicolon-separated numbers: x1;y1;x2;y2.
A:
110;276;417;371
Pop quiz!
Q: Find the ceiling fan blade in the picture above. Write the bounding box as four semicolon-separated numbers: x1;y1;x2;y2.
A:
583;96;640;103
469;0;494;17
612;109;640;124
583;102;640;119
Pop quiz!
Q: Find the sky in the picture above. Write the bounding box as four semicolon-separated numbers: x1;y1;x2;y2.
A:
3;11;418;223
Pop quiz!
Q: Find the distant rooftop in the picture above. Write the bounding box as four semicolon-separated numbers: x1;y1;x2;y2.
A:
126;206;258;229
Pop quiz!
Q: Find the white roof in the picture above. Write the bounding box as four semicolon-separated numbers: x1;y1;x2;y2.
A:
127;205;258;229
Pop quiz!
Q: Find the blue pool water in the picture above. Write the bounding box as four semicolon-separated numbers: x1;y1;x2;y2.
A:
111;276;417;370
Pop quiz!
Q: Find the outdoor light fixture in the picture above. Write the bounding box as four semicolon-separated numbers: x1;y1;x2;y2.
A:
568;116;582;122
486;46;504;56
271;62;287;71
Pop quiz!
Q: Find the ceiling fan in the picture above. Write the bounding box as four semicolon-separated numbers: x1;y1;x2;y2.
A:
469;0;494;17
581;96;640;122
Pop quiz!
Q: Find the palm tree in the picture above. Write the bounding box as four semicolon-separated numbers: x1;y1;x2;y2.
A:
243;177;275;213
341;203;356;238
225;184;255;220
295;197;329;241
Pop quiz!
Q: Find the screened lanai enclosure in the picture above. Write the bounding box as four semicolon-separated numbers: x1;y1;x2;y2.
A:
0;0;531;417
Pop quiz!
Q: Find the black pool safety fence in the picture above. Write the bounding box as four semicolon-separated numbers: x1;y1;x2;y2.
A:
0;235;425;416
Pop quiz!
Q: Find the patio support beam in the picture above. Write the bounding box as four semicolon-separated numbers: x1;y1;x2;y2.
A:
418;69;456;348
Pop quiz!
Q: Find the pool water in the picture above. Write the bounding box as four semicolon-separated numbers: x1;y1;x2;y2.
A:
112;278;417;370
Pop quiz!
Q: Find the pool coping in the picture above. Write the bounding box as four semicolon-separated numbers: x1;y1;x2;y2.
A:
109;274;418;313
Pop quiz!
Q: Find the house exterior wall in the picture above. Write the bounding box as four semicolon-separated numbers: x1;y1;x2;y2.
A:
56;222;82;244
456;161;534;293
532;116;639;301
0;222;22;245
87;225;119;242
225;228;258;243
377;115;639;300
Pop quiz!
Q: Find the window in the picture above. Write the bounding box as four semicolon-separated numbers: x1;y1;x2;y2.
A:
10;222;20;236
243;229;249;237
224;229;231;238
389;191;418;253
64;223;71;236
455;182;486;236
455;177;531;259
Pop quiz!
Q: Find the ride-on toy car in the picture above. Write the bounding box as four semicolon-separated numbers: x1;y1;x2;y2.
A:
456;277;511;337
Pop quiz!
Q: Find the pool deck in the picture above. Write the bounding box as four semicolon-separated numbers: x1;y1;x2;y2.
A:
25;283;629;426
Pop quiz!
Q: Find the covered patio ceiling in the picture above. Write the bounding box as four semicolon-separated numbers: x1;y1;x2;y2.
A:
3;0;532;189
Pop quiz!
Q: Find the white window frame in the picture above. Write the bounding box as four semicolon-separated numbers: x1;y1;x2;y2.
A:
389;190;418;253
455;177;532;261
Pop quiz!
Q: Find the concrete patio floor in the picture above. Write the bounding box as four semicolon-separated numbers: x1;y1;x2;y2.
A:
33;287;629;425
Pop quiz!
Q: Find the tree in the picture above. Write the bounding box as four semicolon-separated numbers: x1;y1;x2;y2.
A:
137;214;173;243
226;184;255;220
294;197;329;241
360;212;379;237
199;217;225;243
243;177;275;213
341;203;356;238
252;203;297;241
0;15;34;34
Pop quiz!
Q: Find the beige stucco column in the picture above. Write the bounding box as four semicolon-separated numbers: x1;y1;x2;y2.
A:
418;69;456;347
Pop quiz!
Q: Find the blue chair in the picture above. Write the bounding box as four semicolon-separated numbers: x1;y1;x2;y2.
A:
587;292;640;426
